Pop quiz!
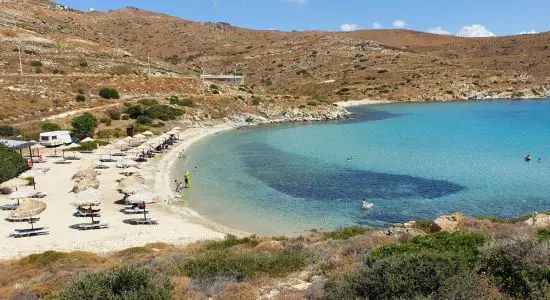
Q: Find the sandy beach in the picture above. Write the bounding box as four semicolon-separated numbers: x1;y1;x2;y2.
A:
0;122;245;261
334;99;395;107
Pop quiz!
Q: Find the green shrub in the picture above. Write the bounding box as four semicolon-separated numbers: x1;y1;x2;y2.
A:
98;88;120;99
299;105;306;109
53;68;65;74
144;105;183;121
42;121;61;132
96;129;113;140
134;124;150;133
113;128;123;138
412;220;441;233
261;77;273;86
478;238;550;298
56;266;173;300
209;84;219;90
0;187;12;195
99;117;112;126
0;145;27;183
252;96;260;106
75;141;108;152
151;121;165;128
35;67;42;74
109;110;121;120
537;229;550;242
121;114;129;120
164;55;181;65
323;225;370;240
125;105;145;119
0;124;15;137
325;250;470;300
138;99;158;106
79;61;88;67
169;96;194;107
203;235;260;250
71;113;98;140
136;116;152;125
75;94;86;102
475;214;533;224
30;60;42;67
177;250;311;281
307;101;318;106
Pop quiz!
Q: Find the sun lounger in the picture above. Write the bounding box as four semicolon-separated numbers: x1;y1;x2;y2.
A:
10;228;49;238
0;203;19;210
65;156;81;161
6;216;40;222
95;164;110;169
54;159;72;164
78;221;109;230
100;158;117;163
123;207;151;214
130;217;158;225
76;210;101;218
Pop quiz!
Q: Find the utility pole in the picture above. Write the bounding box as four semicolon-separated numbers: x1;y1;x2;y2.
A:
17;41;23;76
147;50;151;75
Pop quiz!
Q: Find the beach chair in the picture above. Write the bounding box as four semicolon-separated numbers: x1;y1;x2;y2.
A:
123;207;151;214
10;227;49;238
130;217;158;225
54;159;72;164
78;221;109;230
6;216;40;222
0;203;19;210
76;210;101;218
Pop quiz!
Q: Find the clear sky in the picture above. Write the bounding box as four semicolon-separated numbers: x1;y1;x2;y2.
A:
56;0;549;36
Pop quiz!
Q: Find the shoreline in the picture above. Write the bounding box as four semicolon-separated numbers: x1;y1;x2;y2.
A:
334;99;396;107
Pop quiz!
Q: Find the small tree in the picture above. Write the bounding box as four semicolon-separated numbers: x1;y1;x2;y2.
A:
42;122;61;132
71;113;98;140
108;110;121;120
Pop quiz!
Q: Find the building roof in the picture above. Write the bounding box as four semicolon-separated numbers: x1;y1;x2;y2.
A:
200;75;244;79
0;139;35;150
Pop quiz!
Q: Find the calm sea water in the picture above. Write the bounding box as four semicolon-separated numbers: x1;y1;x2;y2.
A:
175;99;550;236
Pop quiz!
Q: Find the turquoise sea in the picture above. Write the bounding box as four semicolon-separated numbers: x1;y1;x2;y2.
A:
175;99;550;236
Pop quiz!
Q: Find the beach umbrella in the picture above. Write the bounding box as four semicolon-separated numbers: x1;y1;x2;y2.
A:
172;127;182;131
75;188;102;202
72;168;97;182
115;140;130;150
9;199;46;229
127;191;157;204
120;184;148;195
121;167;141;176
73;178;100;193
8;189;42;205
117;159;139;168
0;178;29;190
142;131;154;137
118;176;146;189
57;144;70;157
30;143;45;157
134;133;146;139
81;137;95;143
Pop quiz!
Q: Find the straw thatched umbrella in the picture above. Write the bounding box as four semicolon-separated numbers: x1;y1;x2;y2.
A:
73;178;100;193
57;144;70;157
120;184;148;195
172;127;182;131
8;189;42;206
30;143;45;158
142;131;154;137
72;168;97;182
0;178;29;190
121;167;141;176
9;199;46;229
117;159;138;168
81;137;95;143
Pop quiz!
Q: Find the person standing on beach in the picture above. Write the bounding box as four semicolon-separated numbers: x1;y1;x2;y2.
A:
184;170;191;188
175;180;180;192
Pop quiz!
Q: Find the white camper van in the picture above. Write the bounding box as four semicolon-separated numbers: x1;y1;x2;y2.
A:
40;131;73;147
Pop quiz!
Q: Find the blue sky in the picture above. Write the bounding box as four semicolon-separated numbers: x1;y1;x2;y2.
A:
56;0;548;36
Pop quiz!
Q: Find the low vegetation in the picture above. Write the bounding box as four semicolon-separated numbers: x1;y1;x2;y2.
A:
0;145;28;183
125;104;183;121
1;216;548;299
0;124;15;137
42;121;61;132
98;88;120;99
169;96;194;107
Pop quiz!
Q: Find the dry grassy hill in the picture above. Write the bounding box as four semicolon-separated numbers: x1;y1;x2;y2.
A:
1;0;549;128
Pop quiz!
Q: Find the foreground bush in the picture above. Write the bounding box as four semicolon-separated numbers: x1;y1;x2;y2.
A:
169;96;194;107
177;250;311;281
71;113;98;140
42;121;61;132
0;145;27;183
55;266;173;300
203;234;260;250
0;124;15;137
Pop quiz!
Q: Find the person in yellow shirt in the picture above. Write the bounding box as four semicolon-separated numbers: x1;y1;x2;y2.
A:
184;170;191;188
